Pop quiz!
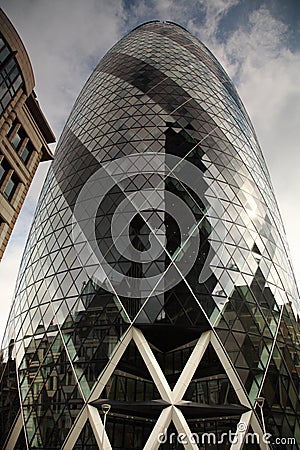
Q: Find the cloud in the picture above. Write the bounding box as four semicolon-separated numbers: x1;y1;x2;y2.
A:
188;0;240;42
223;7;300;284
122;0;198;29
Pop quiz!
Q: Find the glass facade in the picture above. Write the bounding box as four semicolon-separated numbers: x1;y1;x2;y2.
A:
1;21;300;450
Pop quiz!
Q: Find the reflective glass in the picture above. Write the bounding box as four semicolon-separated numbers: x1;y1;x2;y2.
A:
1;21;299;450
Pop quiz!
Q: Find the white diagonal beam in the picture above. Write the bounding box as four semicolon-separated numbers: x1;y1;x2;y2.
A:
250;413;271;450
230;410;252;450
210;333;270;448
133;327;173;403
88;404;112;450
172;331;211;403
210;332;251;408
172;406;199;450
89;327;134;401
4;412;23;450
62;327;133;449
61;407;88;450
143;406;173;450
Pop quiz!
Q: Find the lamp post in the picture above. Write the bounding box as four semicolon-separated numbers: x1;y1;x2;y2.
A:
255;397;266;435
101;403;111;449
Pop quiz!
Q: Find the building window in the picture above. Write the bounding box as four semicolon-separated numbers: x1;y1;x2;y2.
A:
0;157;10;185
20;142;33;164
3;172;19;201
11;130;21;149
10;125;26;150
8;123;34;165
0;156;19;202
0;38;10;63
0;34;23;114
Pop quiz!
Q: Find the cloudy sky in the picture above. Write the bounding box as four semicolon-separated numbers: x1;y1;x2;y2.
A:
0;0;299;340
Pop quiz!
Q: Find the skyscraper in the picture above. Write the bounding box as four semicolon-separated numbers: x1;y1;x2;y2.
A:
0;9;55;260
1;20;299;450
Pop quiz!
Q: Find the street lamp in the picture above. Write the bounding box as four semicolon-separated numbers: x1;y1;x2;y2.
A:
101;403;111;449
255;397;266;435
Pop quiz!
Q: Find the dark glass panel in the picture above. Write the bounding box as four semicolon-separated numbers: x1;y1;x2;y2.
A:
4;172;19;201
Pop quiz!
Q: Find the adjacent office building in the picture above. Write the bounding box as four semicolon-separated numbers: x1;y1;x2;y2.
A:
1;21;299;450
0;9;55;260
